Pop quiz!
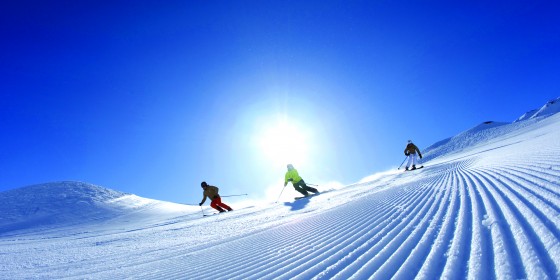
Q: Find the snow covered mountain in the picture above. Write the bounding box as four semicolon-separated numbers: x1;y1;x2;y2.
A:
0;182;126;233
1;99;559;279
515;96;560;122
0;181;189;236
423;96;560;162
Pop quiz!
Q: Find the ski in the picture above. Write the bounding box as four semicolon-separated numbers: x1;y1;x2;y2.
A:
405;166;424;172
294;193;319;200
204;210;231;216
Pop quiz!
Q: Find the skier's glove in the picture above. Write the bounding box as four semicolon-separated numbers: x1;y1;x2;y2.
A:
199;202;203;206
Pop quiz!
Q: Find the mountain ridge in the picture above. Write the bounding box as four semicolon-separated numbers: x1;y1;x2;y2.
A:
423;97;560;162
0;181;189;235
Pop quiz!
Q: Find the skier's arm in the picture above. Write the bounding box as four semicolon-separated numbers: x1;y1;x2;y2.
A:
415;146;422;158
199;194;207;206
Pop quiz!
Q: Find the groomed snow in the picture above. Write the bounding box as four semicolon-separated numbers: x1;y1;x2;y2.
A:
1;106;559;279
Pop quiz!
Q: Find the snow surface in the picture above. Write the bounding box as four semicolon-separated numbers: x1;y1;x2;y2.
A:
515;96;560;122
1;103;560;279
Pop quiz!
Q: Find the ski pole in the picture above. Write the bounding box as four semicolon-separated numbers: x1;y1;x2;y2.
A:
275;185;287;203
200;206;215;217
306;183;318;186
398;156;408;170
221;194;248;197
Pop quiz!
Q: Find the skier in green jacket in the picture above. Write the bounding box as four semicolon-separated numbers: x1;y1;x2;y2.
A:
284;164;319;197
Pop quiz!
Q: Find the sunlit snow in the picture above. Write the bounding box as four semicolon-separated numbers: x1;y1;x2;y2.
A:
1;98;559;279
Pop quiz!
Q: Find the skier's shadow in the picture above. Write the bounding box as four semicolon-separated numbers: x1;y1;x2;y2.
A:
283;199;310;211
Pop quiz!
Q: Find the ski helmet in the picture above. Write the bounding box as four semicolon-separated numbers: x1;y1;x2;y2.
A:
287;164;294;170
201;181;208;188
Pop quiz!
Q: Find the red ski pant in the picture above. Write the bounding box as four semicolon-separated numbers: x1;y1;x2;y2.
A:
211;196;232;211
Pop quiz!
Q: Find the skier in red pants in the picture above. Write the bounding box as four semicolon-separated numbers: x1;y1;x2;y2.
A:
199;181;233;213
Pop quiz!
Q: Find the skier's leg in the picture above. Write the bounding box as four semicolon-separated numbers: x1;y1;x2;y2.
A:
217;201;233;211
293;181;309;196
222;203;233;211
412;154;417;169
300;180;318;194
305;187;319;193
210;197;226;212
300;181;316;194
406;156;413;169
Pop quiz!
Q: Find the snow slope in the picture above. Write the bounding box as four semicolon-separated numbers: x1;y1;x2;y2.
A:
425;97;560;163
0;182;188;236
0;182;127;234
1;106;559;279
515;96;560;122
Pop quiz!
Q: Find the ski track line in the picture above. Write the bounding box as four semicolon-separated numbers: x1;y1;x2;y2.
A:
146;151;558;280
89;186;412;277
61;223;250;277
462;166;493;280
466;162;560;279
465;168;517;279
5;146;560;279
375;169;453;278
388;169;458;279
505;162;560;185
225;209;375;280
309;184;435;280
378;159;474;279
137;149;559;279
94;187;393;279
197;165;456;277
9;206;296;279
342;178;449;279
470;168;546;279
475;167;559;277
124;206;316;273
298;184;438;279
326;181;437;279
250;196;403;280
59;217;284;279
214;185;428;280
411;167;467;280
449;159;481;277
496;166;560;210
214;190;402;279
439;166;474;280
492;165;560;237
493;170;560;240
183;206;355;279
115;178;435;280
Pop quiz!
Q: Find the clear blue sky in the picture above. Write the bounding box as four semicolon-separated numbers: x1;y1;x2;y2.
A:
1;1;559;203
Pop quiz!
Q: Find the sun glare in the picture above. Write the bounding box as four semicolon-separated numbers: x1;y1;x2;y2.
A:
255;117;309;167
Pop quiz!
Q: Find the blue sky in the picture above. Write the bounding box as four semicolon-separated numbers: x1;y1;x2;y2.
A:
1;1;559;203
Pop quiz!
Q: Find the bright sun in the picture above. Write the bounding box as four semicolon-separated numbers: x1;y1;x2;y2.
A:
255;116;309;167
